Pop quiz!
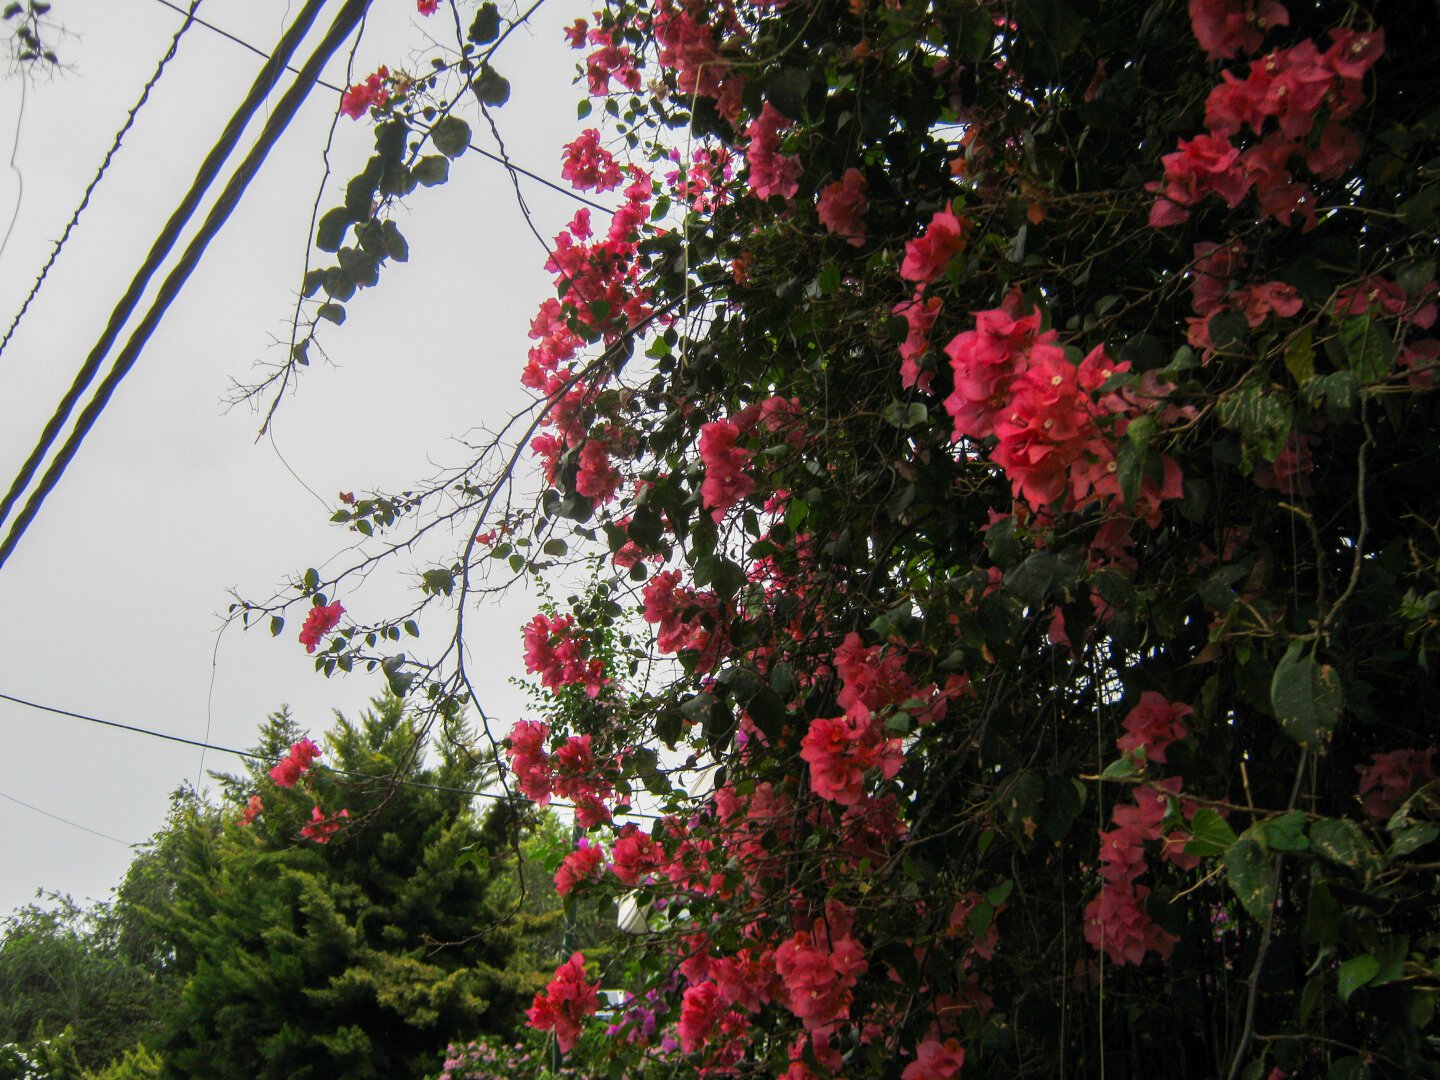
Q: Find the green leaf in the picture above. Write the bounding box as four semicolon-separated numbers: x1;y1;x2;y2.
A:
472;64;511;107
1254;809;1309;852
1327;1057;1371;1080
430;116;471;159
467;1;500;43
413;155;450;187
316;303;346;325
269;615;285;637
403;619;420;638
1185;808;1238;857
315;207;354;253
1284;326;1315;385
1208;310;1250;354
1337;316;1393;383
1309;817;1374;873
1217;382;1292;465
1225;834;1276;922
1099;755;1139;780
422;568;455;596
1115;439;1145;508
1337;954;1380;1002
1270;640;1343;749
1399;185;1440;230
381;220;409;263
1390;822;1438;857
817;263;841;294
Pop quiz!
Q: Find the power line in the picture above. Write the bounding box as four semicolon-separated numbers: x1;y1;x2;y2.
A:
0;0;335;551
0;688;663;820
0;788;133;847
144;0;612;214
0;0;206;361
0;0;378;572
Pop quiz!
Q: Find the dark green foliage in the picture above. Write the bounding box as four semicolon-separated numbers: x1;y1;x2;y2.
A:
146;698;530;1079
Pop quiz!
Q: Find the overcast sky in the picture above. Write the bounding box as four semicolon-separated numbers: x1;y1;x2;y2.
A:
0;0;590;916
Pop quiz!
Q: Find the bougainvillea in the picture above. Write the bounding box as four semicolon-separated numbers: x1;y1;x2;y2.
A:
242;0;1440;1076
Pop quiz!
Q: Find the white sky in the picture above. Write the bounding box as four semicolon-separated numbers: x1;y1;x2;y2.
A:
0;0;591;916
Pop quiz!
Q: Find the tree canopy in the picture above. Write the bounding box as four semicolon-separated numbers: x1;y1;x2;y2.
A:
142;697;533;1079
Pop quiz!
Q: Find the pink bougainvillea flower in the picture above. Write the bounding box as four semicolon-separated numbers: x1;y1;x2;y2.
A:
816;168;869;246
299;804;348;844
1116;692;1191;764
902;1038;967;1080
561;129;625;192
298;601;344;653
416;0;439;14
237;794;263;826
745;103;802;201
269;737;323;788
1187;0;1289;61
340;68;390;120
1357;747;1437;823
554;838;605;896
900;204;970;284
698;419;756;521
527;953;601;1052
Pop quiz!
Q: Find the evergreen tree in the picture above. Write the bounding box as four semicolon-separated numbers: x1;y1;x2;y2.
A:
149;696;529;1079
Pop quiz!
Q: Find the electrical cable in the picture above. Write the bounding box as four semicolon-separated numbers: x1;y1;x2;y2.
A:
0;688;662;819
0;0;333;547
143;0;612;214
0;0;206;362
0;0;381;572
0;788;133;847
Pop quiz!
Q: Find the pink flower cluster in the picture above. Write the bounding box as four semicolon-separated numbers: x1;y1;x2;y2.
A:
799;632;961;804
238;794;263;826
504;722;618;826
527;952;601;1052
902;1039;967;1080
340;67;391;120
1185;240;1303;355
554;837;606;895
1150;10;1384;229
560;128;624;192
1357;747;1437;824
773;914;867;1034
1084;695;1199;966
269;737;323;788
300;804;349;844
816;168;869;247
298;601;344;653
698;419;755;521
745;103;802;202
942;303;1183;514
641;569;727;673
696;398;805;523
579;21;643;96
653;0;744;121
1116;691;1192;765
1188;0;1288;60
666;145;735;213
523;612;610;698
894;294;944;392
900;204;969;284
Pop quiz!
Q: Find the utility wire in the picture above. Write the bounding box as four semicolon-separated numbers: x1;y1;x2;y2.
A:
0;1;205;362
0;688;662;819
144;0;611;214
0;0;379;572
0;788;133;847
0;0;334;550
